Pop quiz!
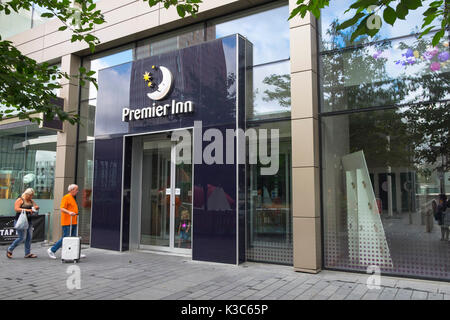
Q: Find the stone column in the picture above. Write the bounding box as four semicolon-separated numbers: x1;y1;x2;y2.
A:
289;1;322;273
51;54;80;242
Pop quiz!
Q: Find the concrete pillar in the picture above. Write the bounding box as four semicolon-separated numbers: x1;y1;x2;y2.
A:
289;1;321;273
51;54;80;242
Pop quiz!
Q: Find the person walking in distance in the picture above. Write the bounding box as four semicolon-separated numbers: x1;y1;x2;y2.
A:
437;194;449;241
47;184;85;259
6;188;39;259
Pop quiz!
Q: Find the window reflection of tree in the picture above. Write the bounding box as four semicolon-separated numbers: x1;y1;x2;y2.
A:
261;74;291;108
323;21;449;194
321;20;407;112
397;36;450;194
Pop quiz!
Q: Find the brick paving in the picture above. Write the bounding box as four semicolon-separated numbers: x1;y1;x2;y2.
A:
1;243;449;300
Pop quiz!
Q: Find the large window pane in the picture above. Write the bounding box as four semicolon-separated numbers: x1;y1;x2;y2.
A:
248;60;291;120
23;126;56;215
76;101;95;243
246;120;292;265
210;3;290;66
0;126;26;212
322;104;450;280
0;124;56;239
0;3;53;39
0;8;32;39
320;32;450;113
78;101;95;143
76;140;94;244
80;46;134;101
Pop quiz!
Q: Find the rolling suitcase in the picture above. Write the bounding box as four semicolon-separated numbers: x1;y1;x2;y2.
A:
61;215;81;263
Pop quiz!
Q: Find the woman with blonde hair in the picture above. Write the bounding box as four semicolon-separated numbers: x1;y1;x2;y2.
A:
6;188;40;259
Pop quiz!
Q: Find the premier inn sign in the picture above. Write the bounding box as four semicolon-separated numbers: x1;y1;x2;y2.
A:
122;100;193;121
122;65;193;122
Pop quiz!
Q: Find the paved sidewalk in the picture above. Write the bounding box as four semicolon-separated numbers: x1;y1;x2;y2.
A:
0;244;449;300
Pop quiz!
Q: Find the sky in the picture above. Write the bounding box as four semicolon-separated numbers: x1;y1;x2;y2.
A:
88;50;134;100
215;5;290;66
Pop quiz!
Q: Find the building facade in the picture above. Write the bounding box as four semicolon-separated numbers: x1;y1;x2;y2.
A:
1;0;449;280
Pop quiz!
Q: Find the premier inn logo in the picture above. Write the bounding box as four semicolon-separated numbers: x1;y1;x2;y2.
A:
143;65;173;101
122;65;194;122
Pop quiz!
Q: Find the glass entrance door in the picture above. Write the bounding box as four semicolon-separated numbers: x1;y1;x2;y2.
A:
139;132;192;253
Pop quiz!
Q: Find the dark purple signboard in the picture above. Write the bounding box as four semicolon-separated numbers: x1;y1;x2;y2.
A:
92;35;249;264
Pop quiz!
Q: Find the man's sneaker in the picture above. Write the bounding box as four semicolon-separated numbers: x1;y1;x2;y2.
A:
47;248;56;259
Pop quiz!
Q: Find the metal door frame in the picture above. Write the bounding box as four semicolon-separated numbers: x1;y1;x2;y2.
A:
125;127;193;256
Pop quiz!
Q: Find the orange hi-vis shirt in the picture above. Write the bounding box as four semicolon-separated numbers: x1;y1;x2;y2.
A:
60;193;78;226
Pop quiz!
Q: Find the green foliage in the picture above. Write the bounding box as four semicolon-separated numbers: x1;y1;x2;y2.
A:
0;0;107;124
289;0;449;46
289;0;330;20
0;37;79;124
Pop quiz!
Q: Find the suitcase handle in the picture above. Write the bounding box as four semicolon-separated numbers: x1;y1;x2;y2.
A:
69;214;79;237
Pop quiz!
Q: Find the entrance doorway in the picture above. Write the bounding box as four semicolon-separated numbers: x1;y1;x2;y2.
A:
132;131;192;254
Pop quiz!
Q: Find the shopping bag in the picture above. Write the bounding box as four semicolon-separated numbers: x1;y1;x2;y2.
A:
14;210;29;230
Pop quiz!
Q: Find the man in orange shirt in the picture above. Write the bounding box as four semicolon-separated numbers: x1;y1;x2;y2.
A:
47;184;80;259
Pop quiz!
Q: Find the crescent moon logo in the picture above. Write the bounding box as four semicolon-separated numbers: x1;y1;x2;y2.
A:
143;65;174;101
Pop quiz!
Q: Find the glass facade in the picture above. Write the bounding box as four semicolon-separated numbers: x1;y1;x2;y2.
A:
320;2;450;280
76;1;292;264
77;46;134;243
0;124;57;236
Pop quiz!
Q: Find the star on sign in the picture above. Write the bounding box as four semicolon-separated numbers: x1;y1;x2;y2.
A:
143;72;151;81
